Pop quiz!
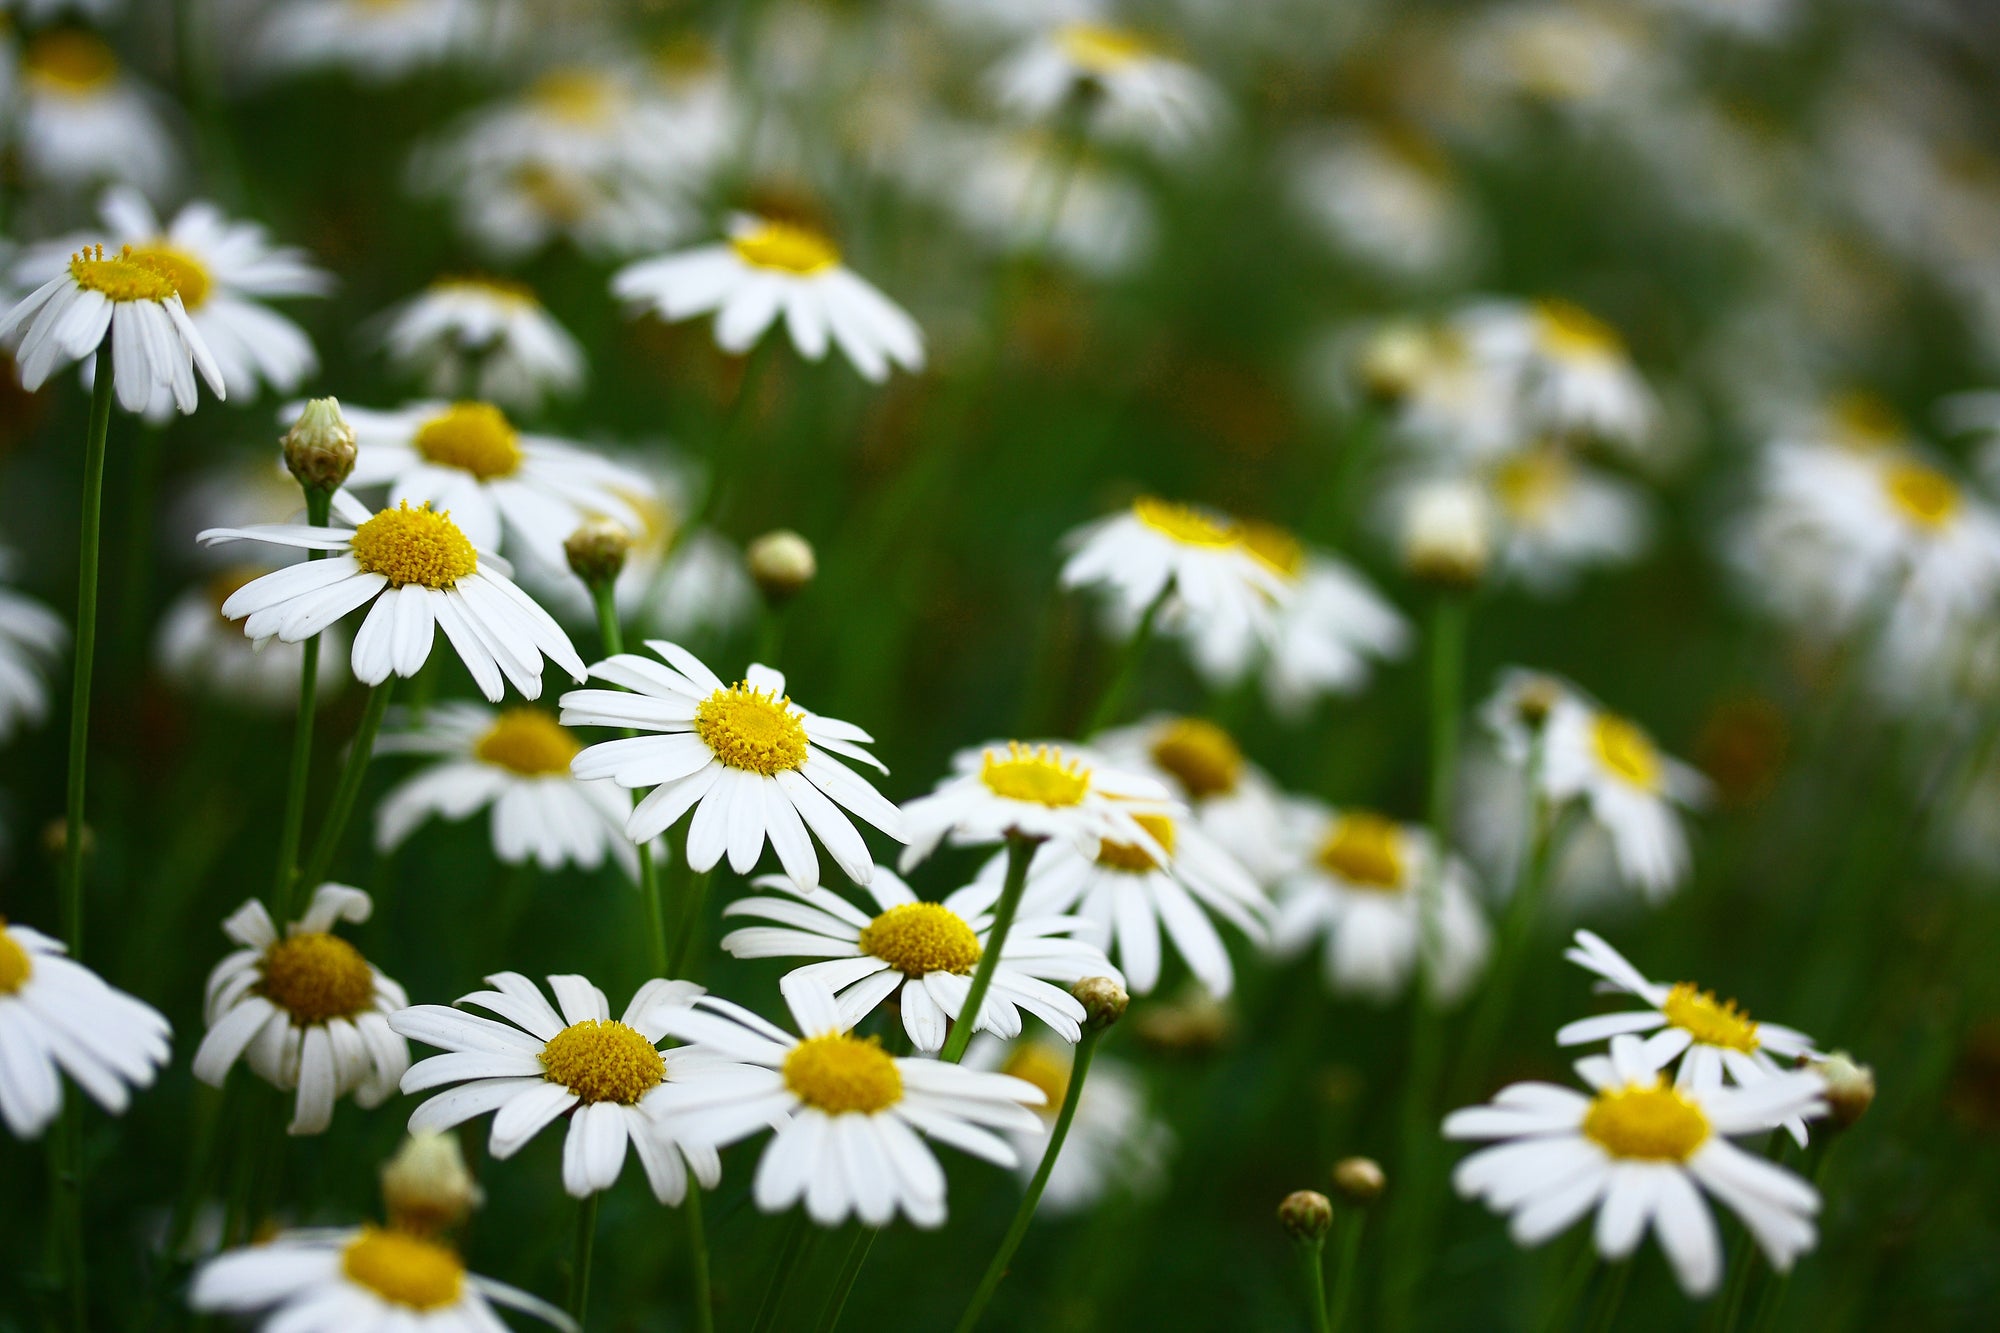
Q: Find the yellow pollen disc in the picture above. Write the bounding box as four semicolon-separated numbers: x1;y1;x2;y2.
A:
530;68;617;125
1241;521;1306;579
433;274;537;306
1493;448;1572;521
126;244;212;311
859;902;983;977
1829;390;1904;451
783;1034;903;1115
1535;298;1623;361
1592;713;1663;792
541;1020;665;1104
24;31;119;94
0;925;33;995
1096;811;1177;873
340;1227;466;1311
1662;982;1761;1054
1057;22;1152;74
695;683;809;775
1581;1079;1711;1162
730;221;841;275
1148;718;1243;799
475;709;581;776
1131;496;1239;549
1883;460;1960;530
349;503;479;590
1316;812;1407;890
979;742;1091;806
68;245;179;304
1001;1042;1072;1111
259;933;376;1025
414;402;524;481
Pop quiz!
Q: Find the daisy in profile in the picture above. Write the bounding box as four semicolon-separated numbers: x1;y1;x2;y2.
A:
12;29;178;195
418;156;692;261
256;0;511;83
376;277;585;411
612;215;926;382
1091;716;1294;884
392;971;718;1202
1060;497;1287;654
1462;298;1659;453
373;702;637;876
720;865;1118;1051
197;499;586;702
1540;691;1708;900
0;917;172;1139
1559;930;1820;1143
563;646;902;888
936;126;1157;277
0;559;65;744
333;399;652;565
192;885;409;1136
1485;443;1652;594
649;975;1048;1227
899;739;1177;869
155;567;347;711
1287;123;1481;285
1444;1033;1825;1297
991;22;1225;157
1271;805;1490;1004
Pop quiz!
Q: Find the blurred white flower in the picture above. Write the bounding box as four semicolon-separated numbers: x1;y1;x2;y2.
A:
256;0;512;83
377;278;584;411
155;568;347;710
991;22;1225;157
1539;691;1708;901
1484;444;1652;594
0;555;64;745
1287;124;1481;284
11;29;178;195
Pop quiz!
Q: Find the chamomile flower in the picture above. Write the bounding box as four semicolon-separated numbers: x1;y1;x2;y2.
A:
1559;930;1820;1144
561;644;903;888
1090;716;1294;885
899;739;1177;870
427;64;689;184
990;23;1224;157
373;702;637;876
1288;124;1481;285
421;158;692;262
377;277;585;411
192;885;410;1136
1540;693;1709;900
390;972;717;1203
1485;443;1652;594
256;0;510;83
1462;299;1659;452
1060;497;1287;654
333;400;651;566
12;29;177;195
1444;1034;1825;1297
1272;805;1490;1004
612;215;925;382
1377;321;1527;460
197;500;587;702
0;560;64;744
967;1035;1171;1215
648;974;1048;1228
0;917;171;1139
939;128;1156;276
155;567;347;710
720;866;1118;1051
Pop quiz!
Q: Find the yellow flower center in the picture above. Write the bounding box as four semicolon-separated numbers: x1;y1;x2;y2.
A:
1493;448;1572;521
540;1019;666;1105
475;709;581;776
1241;521;1306;579
783;1033;903;1115
259;933;376;1025
1131;496;1239;549
68;245;179;304
432;275;538;306
1591;713;1663;792
1883;460;1961;530
1535;298;1623;361
979;742;1091;806
349;503;479;590
1057;22;1152;74
694;683;809;775
1001;1042;1072;1112
1581;1079;1711;1162
125;244;212;311
0;925;33;995
1148;718;1243;799
1095;811;1177;873
24;30;118;95
730;221;841;276
858;903;983;977
530;68;617;125
1316;812;1406;890
413;402;524;481
340;1227;466;1312
1661;982;1761;1054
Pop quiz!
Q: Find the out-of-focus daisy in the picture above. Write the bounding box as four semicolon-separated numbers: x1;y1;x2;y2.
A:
192;885;409;1136
1091;717;1293;885
391;971;717;1202
377;277;584;411
968;1034;1171;1215
1272;805;1490;1004
256;0;510;83
0;917;171;1139
649;975;1048;1227
2;242;225;414
1375;321;1526;460
991;22;1224;157
1288;124;1480;284
1485;444;1652;594
720;866;1117;1051
1643;0;1795;42
1462;299;1659;453
333;400;650;566
426;64;688;183
900;739;1177;869
420;158;691;262
940;128;1156;276
612;214;925;383
1060;497;1287;655
1540;692;1708;900
155;567;347;710
1459;3;1656;117
1396;474;1496;588
373;702;638;876
1444;1033;1825;1297
562;645;902;888
0;558;64;744
12;29;177;195
1559;930;1820;1144
197;500;586;702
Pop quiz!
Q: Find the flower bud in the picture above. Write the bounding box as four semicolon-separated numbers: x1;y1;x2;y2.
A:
282;398;357;494
746;529;816;603
564;518;632;588
1359;321;1433;404
381;1133;482;1235
1277;1189;1334;1243
1072;976;1129;1031
1400;477;1491;589
1806;1051;1875;1129
1331;1156;1386;1205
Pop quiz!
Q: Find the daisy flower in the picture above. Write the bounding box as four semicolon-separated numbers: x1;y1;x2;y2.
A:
377;277;585;411
155;567;347;711
1540;692;1709;900
719;865;1119;1051
192;1225;575;1332
612;215;925;383
1485;443;1652;594
424;64;691;184
196;499;586;702
192;885;410;1136
648;974;1048;1227
0;917;171;1139
2;243;225;414
390;972;718;1203
990;23;1225;157
1271;804;1490;1004
256;0;510;83
418;157;692;262
899;739;1177;869
1059;497;1288;657
1287;123;1480;285
561;644;902;889
1461;298;1659;453
373;701;637;876
1559;930;1820;1144
1444;1033;1825;1297
0;558;65;744
12;29;178;195
1090;716;1294;885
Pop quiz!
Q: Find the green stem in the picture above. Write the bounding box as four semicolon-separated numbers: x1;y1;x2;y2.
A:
749;1212;813;1333
589;579;670;977
271;489;333;921
1081;582;1170;738
671;868;713;979
296;680;395;896
1296;1239;1332;1333
1325;1211;1363;1333
568;1193;600;1326
939;835;1036;1063
686;1184;714;1333
63;343;114;958
1539;1240;1597;1332
814;1226;879;1333
1582;1260;1632;1333
954;1025;1105;1331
